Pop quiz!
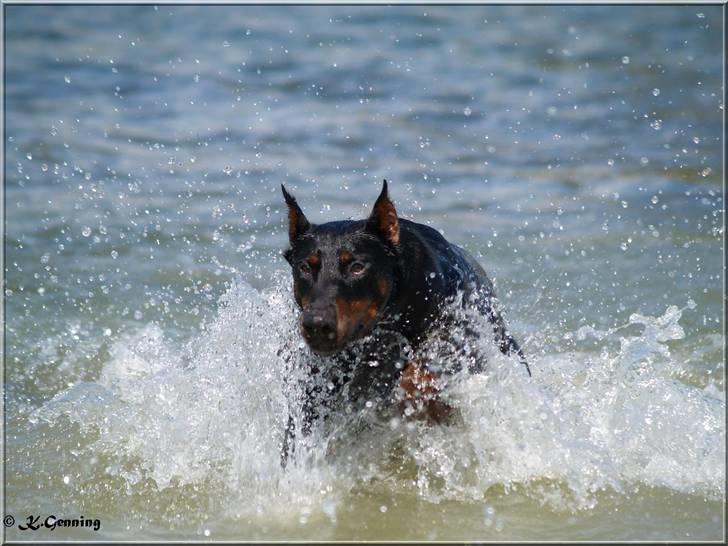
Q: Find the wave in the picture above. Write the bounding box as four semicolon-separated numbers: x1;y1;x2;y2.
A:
31;272;724;524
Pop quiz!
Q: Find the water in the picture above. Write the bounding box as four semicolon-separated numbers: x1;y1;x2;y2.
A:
4;5;724;541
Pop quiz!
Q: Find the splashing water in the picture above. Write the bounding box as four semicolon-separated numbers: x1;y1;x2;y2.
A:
27;273;723;534
4;4;723;540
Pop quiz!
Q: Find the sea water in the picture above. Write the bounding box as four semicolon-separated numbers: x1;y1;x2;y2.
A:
4;5;724;541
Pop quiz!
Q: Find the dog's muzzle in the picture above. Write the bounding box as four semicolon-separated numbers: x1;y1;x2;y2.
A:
300;305;338;355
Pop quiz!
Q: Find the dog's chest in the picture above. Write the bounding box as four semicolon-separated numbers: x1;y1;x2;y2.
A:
305;330;409;412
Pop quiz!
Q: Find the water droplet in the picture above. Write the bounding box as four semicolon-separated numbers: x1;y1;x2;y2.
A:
204;529;210;537
379;505;388;513
63;475;70;484
650;119;662;130
463;107;472;116
621;56;630;64
692;136;700;144
82;226;92;237
322;497;337;522
651;195;659;204
652;88;660;96
26;153;32;160
64;75;71;84
111;250;118;259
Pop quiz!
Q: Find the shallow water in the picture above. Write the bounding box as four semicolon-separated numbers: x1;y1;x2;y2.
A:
4;5;725;542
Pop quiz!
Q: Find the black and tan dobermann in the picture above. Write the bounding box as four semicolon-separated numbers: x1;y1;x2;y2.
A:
280;180;529;464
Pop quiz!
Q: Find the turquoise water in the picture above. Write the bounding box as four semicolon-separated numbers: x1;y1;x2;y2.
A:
4;5;724;541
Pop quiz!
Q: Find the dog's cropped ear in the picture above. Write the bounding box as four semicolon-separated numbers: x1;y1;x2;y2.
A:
367;179;399;246
281;185;311;245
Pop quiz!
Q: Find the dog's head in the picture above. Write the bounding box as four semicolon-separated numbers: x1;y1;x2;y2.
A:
282;180;400;355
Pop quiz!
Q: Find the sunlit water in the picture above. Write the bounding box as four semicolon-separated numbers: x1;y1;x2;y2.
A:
4;5;724;541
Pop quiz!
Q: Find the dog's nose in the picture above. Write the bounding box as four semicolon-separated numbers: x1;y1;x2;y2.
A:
301;306;337;344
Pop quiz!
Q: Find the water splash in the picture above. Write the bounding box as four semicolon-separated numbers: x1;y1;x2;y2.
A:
30;275;724;526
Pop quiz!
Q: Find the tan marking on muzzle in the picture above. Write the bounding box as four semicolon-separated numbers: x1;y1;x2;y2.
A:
335;296;379;342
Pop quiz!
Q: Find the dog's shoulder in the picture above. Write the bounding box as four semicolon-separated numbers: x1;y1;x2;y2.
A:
398;218;489;295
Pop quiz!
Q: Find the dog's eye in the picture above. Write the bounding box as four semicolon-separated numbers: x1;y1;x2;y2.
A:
299;262;312;274
349;262;366;276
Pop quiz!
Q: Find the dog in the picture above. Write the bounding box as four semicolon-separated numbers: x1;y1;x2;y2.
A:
280;180;529;464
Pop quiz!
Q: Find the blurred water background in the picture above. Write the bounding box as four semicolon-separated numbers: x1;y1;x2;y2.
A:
4;4;724;541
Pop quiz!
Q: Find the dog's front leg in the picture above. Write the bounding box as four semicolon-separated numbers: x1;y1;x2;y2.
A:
280;381;320;468
398;360;452;424
280;413;296;467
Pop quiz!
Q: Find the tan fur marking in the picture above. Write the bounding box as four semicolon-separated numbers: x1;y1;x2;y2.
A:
366;302;378;320
335;297;378;342
377;277;388;297
372;201;399;245
399;361;452;424
287;208;302;242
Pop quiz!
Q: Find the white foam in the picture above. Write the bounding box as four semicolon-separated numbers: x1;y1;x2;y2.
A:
33;275;725;519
